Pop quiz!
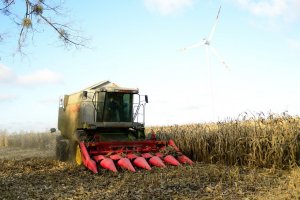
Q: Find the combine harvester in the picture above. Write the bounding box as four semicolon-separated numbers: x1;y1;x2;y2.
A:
56;81;192;173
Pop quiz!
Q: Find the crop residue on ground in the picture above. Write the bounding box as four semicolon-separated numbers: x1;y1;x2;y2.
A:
0;150;299;200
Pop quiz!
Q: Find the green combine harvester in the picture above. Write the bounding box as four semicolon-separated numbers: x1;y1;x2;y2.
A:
56;80;192;173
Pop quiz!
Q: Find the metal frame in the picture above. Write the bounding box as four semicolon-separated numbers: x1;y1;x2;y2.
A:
78;138;193;173
133;94;147;125
86;140;167;155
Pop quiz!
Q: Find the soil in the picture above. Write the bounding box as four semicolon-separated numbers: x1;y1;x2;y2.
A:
0;147;299;200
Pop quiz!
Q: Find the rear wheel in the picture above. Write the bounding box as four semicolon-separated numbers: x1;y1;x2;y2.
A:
56;136;69;161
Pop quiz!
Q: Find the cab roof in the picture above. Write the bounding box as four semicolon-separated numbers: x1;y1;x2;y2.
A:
84;80;139;94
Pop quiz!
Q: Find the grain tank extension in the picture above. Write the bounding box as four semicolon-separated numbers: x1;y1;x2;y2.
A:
56;81;192;173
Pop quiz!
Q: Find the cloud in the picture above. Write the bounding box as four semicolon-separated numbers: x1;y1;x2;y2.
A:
233;0;300;21
144;0;193;15
16;69;63;86
0;64;63;86
0;64;15;83
235;0;287;17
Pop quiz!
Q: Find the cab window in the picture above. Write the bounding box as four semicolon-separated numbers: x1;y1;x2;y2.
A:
103;93;133;122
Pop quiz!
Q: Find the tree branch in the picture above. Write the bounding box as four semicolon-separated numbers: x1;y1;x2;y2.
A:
1;0;89;54
0;0;14;11
38;14;87;48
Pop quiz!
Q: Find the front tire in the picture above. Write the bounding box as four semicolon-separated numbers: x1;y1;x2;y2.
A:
75;144;83;165
56;136;83;165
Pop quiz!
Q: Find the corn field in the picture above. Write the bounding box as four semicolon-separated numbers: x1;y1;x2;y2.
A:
149;113;300;169
1;113;300;169
0;130;57;151
0;130;8;147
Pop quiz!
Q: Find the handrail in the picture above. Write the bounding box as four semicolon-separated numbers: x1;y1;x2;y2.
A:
133;103;141;121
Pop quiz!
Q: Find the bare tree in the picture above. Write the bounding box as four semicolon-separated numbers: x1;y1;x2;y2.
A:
0;0;88;54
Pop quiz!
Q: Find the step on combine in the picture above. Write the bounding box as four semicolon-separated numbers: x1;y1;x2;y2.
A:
55;81;192;173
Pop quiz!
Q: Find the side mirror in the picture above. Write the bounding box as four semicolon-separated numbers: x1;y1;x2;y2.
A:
50;128;56;133
82;91;88;99
145;95;148;103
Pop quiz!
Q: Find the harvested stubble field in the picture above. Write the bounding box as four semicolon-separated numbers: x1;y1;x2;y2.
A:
0;113;300;199
1;151;299;200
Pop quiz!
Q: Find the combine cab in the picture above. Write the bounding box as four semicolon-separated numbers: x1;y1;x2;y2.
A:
56;81;192;173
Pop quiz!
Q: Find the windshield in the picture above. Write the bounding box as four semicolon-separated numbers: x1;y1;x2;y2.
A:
102;92;133;122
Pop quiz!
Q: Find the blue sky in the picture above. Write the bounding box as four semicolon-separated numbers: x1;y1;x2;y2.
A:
1;0;300;132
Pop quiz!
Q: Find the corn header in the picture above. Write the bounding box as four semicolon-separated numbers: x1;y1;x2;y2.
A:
56;81;192;173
